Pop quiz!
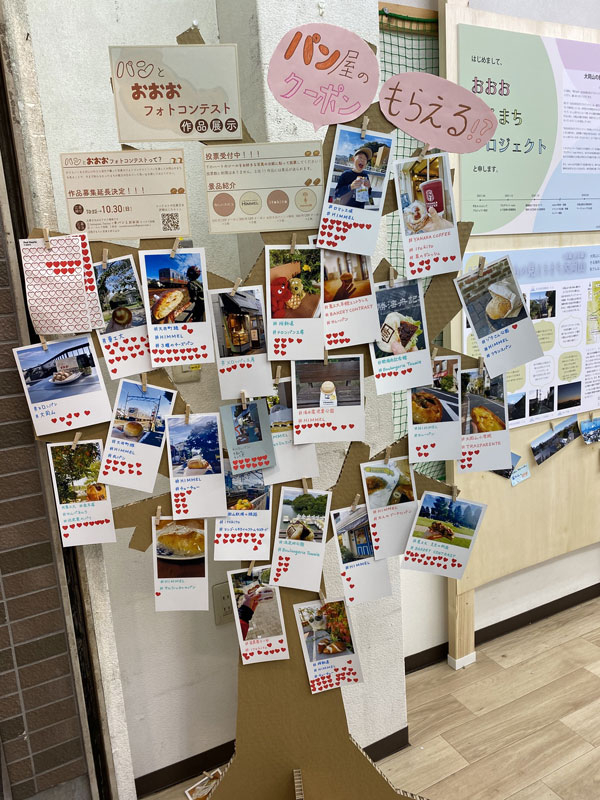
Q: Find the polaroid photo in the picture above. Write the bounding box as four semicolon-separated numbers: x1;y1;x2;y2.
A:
408;355;462;462
47;440;116;547
331;505;392;606
228;565;289;665
580;416;600;444
316;125;395;257
219;398;275;475
360;456;418;560
139;248;214;369
455;256;542;378
370;277;432;395
14;335;112;436
321;249;379;348
153;516;208;611
99;379;176;492
291;355;366;444
403;491;487;580
270;485;332;592
294;598;363;694
185;770;222;800
208;285;274;400
261;379;319;486
265;246;324;360
93;254;152;380
19;233;103;335
166;413;226;519
214;458;271;560
491;451;521;479
394;152;461;278
530;414;581;466
460;366;511;473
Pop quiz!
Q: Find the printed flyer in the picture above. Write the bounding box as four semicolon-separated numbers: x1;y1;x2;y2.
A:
462;245;600;428
153;517;208;612
47;440;116;547
457;25;600;235
294;599;363;694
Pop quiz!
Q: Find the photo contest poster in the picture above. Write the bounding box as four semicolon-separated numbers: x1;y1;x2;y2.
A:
462;245;600;429
458;25;600;235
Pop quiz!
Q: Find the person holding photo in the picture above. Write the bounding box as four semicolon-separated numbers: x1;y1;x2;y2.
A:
334;146;373;209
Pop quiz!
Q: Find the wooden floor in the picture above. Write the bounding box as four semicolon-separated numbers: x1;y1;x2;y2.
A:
379;596;600;800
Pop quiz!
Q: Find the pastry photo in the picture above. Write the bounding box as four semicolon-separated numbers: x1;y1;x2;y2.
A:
460;366;507;435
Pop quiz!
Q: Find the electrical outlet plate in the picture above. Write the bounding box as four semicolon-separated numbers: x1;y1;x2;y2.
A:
212;581;235;626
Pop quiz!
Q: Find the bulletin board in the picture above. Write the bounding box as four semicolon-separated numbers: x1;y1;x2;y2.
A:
441;0;600;659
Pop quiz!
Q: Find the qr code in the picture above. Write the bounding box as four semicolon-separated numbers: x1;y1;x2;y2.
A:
161;212;180;232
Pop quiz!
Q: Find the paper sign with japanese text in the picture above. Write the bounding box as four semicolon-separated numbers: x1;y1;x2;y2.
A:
214;459;271;560
109;45;241;142
47;440;116;547
265;245;324;360
379;72;497;153
20;234;103;335
269;485;332;592
294;598;363;694
455;255;542;379
153;517;208;612
403;491;486;580
331;505;392;606
460;366;511;473
139;248;214;369
228;565;289;665
394;152;462;278
370;277;432;395
511;463;531;486
13;335;112;437
291;355;366;444
99;378;176;492
166;413;226;519
203;141;323;234
261;379;319;486
408;355;462;463
268;23;379;129
60;150;190;241
321;248;379;348
93;254;152;380
219;399;275;476
208;285;274;400
360;457;418;561
317;125;395;257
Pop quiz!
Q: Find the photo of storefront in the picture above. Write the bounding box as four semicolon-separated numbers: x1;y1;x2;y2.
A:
211;288;267;357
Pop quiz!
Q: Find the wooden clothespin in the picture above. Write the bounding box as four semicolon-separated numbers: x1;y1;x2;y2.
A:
301;477;309;493
230;277;242;296
241;390;247;410
323;347;328;366
293;768;305;800
141;372;147;393
478;356;484;371
419;143;430;158
290;232;297;254
275;364;282;383
350;493;360;511
360;115;369;139
101;248;109;268
431;346;439;365
39;335;48;351
549;420;555;432
185;403;191;425
451;484;458;502
384;445;391;464
389;264;396;288
170;238;181;259
42;228;51;250
318;573;327;606
155;505;161;523
590;411;594;421
246;560;255;576
478;256;486;276
70;431;82;451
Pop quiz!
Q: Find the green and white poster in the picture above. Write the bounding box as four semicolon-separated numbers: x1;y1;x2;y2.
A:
458;25;600;235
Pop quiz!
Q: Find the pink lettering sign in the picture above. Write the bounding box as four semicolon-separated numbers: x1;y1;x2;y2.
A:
379;72;497;153
268;23;379;130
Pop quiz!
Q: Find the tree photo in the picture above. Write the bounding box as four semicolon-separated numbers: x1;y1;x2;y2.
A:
288;491;328;518
51;443;103;505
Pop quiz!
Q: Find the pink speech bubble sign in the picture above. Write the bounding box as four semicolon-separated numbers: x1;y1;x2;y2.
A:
267;23;379;131
379;72;497;154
